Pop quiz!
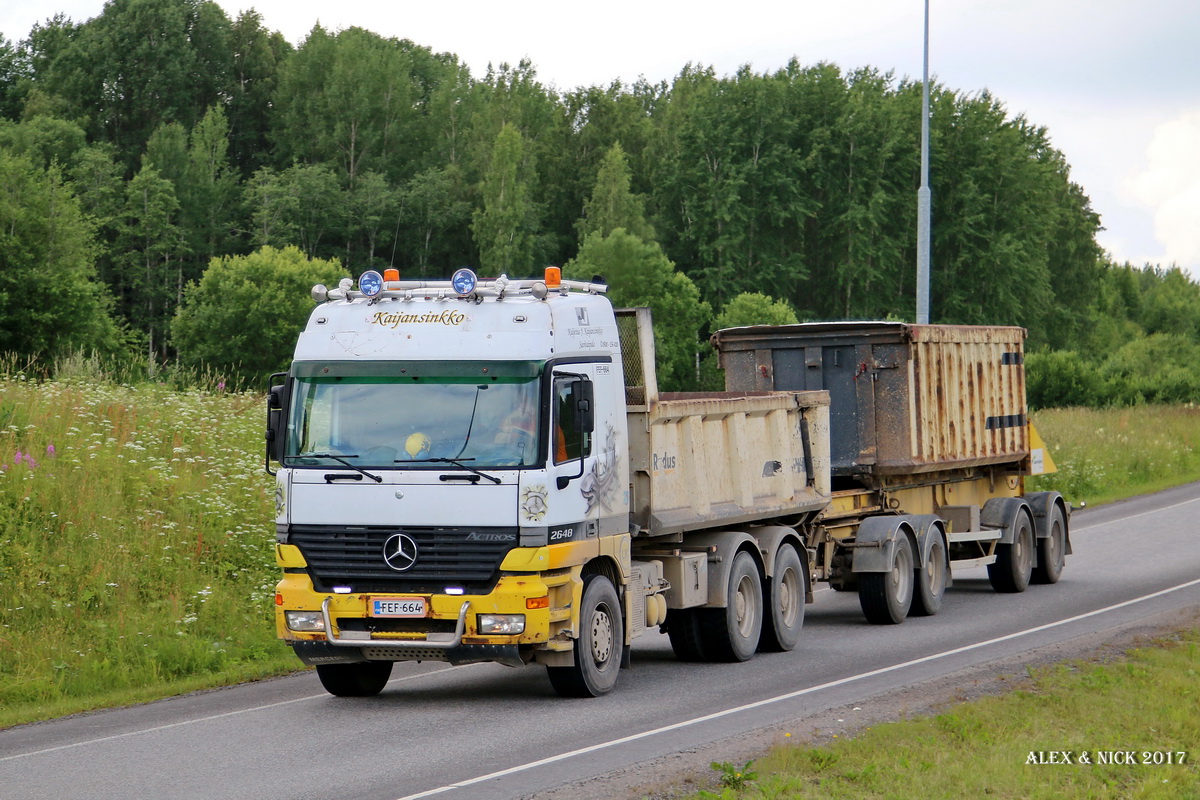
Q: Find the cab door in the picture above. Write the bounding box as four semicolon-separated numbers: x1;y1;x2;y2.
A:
540;366;599;551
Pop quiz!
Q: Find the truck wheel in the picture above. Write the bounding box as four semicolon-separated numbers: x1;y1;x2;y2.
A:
1031;504;1067;585
989;509;1034;593
666;608;707;662
698;550;762;661
911;533;946;617
547;574;623;697
759;545;805;652
858;534;914;624
315;661;393;697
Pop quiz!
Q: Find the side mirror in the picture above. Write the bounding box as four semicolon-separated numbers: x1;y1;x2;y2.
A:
573;378;595;434
265;373;289;472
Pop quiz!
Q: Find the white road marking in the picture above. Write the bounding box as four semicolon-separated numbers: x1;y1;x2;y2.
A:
394;575;1200;800
5;494;1197;772
1073;495;1200;531
0;665;477;762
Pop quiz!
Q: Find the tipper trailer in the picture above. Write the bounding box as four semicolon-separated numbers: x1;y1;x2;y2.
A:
712;321;1070;624
267;268;1068;697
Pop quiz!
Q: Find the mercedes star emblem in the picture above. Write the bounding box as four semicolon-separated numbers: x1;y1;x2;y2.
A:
382;532;419;571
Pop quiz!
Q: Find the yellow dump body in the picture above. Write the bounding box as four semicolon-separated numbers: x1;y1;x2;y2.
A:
627;390;831;537
617;308;832;539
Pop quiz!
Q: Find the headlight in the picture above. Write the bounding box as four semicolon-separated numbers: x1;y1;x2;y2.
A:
285;610;326;632
478;614;525;635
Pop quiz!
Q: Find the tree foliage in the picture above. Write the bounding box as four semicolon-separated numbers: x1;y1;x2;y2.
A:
714;293;799;330
567;230;711;391
577;142;655;243
116;163;186;362
246;163;345;258
0;0;1197;406
472;122;539;274
0;151;121;358
171;246;345;387
33;0;234;171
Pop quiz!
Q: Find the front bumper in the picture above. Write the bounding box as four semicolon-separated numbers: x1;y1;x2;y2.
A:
277;573;577;667
292;633;525;668
313;597;525;665
275;542;582;667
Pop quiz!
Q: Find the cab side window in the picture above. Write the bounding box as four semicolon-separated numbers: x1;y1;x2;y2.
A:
553;376;591;464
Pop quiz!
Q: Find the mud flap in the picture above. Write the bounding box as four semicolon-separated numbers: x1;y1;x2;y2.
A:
851;516;915;574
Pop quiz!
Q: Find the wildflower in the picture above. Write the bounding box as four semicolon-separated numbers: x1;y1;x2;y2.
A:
47;444;56;457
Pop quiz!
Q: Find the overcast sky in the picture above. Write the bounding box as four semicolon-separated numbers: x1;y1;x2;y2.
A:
4;0;1199;278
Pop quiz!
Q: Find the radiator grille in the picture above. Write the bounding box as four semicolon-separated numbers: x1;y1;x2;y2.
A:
288;525;519;594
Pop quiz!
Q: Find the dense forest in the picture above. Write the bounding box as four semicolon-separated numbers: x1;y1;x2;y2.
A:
1;0;1198;403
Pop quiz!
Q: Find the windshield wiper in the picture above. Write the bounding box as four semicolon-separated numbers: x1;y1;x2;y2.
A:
400;457;502;485
294;452;382;483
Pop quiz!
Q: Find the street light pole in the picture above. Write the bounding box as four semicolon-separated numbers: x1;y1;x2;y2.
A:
916;0;932;324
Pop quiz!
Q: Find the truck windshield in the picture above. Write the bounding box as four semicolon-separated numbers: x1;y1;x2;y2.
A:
286;369;543;469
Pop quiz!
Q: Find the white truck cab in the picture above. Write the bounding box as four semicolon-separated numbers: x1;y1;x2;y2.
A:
269;268;635;697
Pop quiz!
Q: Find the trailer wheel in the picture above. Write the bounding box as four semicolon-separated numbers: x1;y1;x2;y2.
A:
1031;504;1067;585
989;509;1034;593
666;608;707;661
759;545;805;652
315;661;393;697
698;550;763;661
911;533;946;617
547;574;623;697
858;534;914;624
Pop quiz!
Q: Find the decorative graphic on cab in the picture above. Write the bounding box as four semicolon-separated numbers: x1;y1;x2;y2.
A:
581;423;620;514
521;484;548;522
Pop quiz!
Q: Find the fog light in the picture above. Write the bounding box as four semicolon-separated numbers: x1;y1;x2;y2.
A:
285;610;326;632
478;614;525;635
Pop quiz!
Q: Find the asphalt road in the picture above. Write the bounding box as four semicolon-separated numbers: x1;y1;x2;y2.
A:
3;482;1199;800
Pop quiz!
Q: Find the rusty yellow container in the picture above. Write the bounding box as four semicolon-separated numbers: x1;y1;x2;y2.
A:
713;322;1029;477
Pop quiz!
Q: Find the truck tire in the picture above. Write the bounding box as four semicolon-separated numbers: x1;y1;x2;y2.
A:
759;545;805;652
666;608;708;662
911;533;946;617
989;509;1034;593
1031;504;1067;585
315;661;393;697
547;574;623;697
858;534;914;624
697;550;763;661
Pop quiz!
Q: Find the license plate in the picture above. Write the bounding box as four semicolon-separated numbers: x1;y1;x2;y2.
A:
369;597;427;617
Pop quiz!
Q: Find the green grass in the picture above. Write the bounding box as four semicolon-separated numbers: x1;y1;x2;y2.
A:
2;375;1199;733
684;404;1200;800
1028;404;1200;506
691;631;1199;799
0;370;295;728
